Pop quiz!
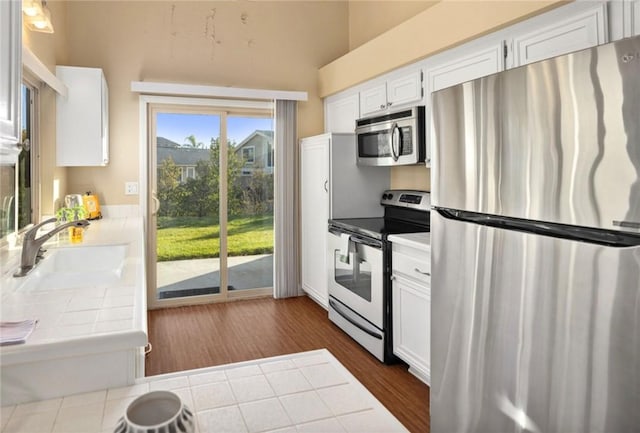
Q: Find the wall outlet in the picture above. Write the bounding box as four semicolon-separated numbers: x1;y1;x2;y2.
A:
125;182;139;195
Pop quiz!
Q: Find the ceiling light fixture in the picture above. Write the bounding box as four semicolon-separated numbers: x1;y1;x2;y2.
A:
23;0;54;34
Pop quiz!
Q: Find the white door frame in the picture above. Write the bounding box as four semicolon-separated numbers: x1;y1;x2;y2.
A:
138;95;274;309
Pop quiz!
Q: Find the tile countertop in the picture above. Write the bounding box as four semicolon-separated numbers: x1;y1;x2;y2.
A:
0;217;147;366
0;349;409;433
387;232;430;251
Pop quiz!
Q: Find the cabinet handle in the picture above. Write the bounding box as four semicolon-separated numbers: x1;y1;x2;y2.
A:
380;104;385;109
390;275;396;281
144;342;153;355
324;180;328;192
387;102;392;107
414;268;430;276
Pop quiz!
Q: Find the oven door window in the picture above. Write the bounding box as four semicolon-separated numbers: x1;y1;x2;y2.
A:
334;249;372;302
358;131;391;158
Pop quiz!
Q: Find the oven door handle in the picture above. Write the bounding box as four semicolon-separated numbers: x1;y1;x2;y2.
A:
349;235;381;249
329;299;383;340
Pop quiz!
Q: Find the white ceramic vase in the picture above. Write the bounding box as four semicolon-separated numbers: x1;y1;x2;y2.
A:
114;390;195;433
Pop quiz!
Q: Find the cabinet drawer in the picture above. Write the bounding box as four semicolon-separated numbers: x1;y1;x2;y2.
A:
392;245;430;285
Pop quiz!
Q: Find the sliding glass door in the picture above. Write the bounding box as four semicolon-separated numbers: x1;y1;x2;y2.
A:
148;105;273;307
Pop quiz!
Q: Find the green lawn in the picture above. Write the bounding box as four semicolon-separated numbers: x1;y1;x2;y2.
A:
157;215;273;262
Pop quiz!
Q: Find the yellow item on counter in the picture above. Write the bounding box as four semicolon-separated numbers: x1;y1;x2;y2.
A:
69;226;84;244
82;192;102;219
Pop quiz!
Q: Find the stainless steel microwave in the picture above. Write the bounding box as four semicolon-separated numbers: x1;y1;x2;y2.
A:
355;106;425;166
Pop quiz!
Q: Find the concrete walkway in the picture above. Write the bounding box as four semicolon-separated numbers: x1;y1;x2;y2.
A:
156;254;273;296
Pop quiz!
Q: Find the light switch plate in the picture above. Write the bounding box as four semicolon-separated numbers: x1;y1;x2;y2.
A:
125;182;139;195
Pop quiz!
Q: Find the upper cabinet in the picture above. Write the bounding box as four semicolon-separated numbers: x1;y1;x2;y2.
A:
360;68;422;117
426;44;505;94
610;0;640;40
423;42;505;166
56;66;109;166
0;0;21;160
509;2;608;67
325;93;359;134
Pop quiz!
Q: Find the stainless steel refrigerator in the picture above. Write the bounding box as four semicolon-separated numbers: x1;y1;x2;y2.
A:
430;35;640;432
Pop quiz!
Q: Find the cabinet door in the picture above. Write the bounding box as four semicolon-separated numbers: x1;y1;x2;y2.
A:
392;274;430;384
634;0;640;36
425;43;504;166
0;0;21;151
300;137;329;307
359;83;387;117
56;67;109;166
325;94;359;133
101;74;109;165
386;69;423;109
427;44;505;94
511;3;607;67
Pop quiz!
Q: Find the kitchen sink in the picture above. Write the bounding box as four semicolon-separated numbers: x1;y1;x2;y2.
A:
17;244;129;291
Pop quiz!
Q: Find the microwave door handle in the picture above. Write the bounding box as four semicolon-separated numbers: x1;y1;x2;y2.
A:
391;123;400;161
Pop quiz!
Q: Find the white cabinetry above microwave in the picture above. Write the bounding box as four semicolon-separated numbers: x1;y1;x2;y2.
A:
325;94;359;134
359;69;423;117
56;66;109;167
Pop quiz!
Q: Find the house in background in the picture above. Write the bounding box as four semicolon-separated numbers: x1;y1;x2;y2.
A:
234;130;274;177
156;137;209;183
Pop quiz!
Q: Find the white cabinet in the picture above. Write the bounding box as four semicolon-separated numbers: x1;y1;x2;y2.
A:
390;238;431;385
426;44;505;94
610;0;640;40
325;93;359;133
56;66;109;166
301;135;330;307
633;0;640;36
360;69;423;116
300;133;390;307
0;0;21;160
359;83;387;116
424;43;504;166
510;3;608;67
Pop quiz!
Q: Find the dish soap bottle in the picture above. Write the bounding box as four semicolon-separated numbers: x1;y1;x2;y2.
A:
69;209;84;244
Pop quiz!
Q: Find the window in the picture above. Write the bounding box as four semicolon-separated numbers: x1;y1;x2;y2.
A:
267;145;274;168
1;81;37;242
186;166;195;179
242;146;255;164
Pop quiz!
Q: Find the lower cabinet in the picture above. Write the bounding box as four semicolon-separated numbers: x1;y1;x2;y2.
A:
392;243;431;385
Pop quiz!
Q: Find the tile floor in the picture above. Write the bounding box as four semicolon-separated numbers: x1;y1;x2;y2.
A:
0;349;408;433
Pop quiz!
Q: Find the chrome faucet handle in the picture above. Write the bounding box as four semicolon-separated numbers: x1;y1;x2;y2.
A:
24;217;58;241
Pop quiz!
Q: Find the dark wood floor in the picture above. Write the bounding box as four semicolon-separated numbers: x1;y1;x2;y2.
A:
146;296;429;432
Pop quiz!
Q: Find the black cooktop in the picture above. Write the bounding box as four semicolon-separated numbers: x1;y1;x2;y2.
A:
329;216;429;240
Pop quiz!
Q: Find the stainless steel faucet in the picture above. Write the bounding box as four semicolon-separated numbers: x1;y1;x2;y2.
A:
14;217;90;278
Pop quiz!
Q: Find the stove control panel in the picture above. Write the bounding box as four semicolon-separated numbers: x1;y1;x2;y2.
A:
381;190;431;212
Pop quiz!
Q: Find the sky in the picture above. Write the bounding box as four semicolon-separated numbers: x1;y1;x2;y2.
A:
156;113;273;147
